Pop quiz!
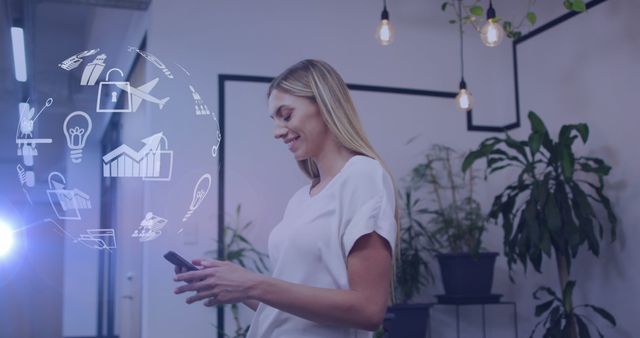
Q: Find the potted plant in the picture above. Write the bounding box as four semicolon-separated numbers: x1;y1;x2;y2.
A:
205;204;269;338
383;185;436;338
409;144;499;304
462;111;617;337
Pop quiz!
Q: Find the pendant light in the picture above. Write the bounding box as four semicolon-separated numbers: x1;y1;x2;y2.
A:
375;0;394;46
455;0;473;112
480;0;505;47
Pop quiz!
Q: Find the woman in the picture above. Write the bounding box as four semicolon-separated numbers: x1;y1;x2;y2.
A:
174;59;400;337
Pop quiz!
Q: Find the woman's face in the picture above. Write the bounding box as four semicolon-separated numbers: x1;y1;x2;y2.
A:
268;89;331;161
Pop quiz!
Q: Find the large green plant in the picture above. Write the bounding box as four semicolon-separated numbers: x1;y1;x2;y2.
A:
205;204;269;338
462;111;617;337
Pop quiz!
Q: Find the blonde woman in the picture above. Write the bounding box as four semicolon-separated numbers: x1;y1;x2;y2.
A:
174;59;400;337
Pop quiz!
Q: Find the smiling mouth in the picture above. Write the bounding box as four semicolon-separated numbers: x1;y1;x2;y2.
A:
288;136;300;149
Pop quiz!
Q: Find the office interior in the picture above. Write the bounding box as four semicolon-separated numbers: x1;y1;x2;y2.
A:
0;0;638;337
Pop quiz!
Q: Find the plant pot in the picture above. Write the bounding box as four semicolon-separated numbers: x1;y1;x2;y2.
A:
385;303;431;338
436;252;498;297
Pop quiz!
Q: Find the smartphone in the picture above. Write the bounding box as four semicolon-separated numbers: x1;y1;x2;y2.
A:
164;250;199;272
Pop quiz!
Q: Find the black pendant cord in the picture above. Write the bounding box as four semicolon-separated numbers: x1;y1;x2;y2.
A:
457;0;465;83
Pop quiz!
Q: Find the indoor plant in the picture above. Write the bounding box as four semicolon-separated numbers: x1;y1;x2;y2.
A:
462;111;617;337
410;144;498;301
384;186;436;338
205;204;269;338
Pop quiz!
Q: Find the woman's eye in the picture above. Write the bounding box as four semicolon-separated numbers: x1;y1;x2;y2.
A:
284;114;292;122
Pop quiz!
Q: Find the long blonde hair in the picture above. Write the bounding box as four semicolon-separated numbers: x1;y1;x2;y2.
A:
268;59;401;303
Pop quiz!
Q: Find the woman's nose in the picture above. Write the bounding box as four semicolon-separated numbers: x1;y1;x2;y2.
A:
273;125;288;139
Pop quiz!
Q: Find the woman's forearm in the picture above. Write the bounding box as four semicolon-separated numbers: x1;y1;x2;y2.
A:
248;275;385;331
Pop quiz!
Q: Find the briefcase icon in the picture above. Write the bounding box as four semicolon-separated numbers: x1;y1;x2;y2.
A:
97;68;132;112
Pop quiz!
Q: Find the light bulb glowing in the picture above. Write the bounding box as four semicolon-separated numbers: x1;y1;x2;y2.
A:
376;19;395;46
480;19;505;47
0;220;15;257
63;111;92;164
182;173;212;222
455;89;473;112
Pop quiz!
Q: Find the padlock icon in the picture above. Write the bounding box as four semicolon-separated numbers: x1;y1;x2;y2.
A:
96;68;133;112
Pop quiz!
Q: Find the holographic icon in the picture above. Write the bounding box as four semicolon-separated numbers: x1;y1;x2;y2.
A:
128;46;174;79
182;174;212;222
16;98;53;187
102;132;173;181
97;68;133;112
77;229;116;250
132;212;167;242
211;130;222;158
46;172;92;220
58;49;100;71
80;53;107;85
115;77;169;111
189;85;210;115
16;164;33;187
63;111;92;164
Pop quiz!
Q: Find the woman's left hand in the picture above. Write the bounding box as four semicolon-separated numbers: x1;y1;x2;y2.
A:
174;259;260;307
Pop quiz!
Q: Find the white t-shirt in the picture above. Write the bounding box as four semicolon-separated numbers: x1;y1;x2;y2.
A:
246;155;397;338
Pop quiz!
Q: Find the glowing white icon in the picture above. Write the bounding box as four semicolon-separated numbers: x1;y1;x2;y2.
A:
16;98;53;188
128;46;174;79
102;132;173;181
189;85;210;115
115;77;169;111
80;53;106;85
63;111;92;164
46;172;92;220
183;174;212;222
58;49;100;71
211;130;222;158
132;212;167;242
97;68;133;112
77;229;116;250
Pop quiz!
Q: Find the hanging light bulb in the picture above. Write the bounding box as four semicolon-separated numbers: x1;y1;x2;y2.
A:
375;0;394;46
480;0;505;47
455;79;473;112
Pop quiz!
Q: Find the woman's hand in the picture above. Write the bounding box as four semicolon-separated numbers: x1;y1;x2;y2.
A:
173;259;261;307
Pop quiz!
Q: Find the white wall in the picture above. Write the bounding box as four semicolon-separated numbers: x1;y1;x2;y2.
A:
133;0;640;337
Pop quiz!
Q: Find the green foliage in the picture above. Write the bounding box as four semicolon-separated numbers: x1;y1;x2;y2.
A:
440;0;586;41
205;204;269;338
530;281;616;338
394;188;435;303
462;111;617;276
463;111;618;337
410;144;487;254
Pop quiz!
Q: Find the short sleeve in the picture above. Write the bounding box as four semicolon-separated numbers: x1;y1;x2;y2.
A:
341;163;397;258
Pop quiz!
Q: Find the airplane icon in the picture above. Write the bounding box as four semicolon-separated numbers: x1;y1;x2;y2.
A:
115;77;170;112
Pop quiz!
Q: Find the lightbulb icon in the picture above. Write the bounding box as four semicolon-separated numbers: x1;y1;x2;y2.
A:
63;111;92;163
182;173;211;222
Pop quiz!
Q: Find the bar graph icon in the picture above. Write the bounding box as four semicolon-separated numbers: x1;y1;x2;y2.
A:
102;132;173;181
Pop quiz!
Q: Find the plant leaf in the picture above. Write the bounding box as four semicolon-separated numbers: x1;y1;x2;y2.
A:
535;299;555;317
527;12;537;25
585;305;617;326
470;5;483;16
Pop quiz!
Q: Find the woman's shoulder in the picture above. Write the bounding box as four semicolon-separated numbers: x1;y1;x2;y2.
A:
340;155;393;197
344;155;387;182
